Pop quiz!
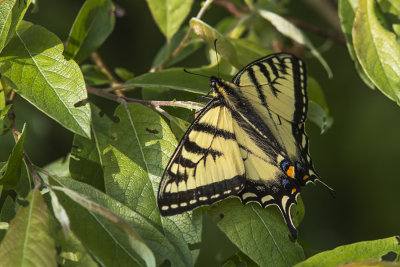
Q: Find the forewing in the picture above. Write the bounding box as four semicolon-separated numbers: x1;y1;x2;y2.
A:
232;53;307;124
158;100;245;215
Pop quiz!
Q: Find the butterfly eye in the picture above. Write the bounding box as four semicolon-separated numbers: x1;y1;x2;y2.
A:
210;78;217;88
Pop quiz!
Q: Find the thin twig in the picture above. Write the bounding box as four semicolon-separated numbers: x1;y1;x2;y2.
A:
91;52;117;82
213;0;246;18
286;17;345;45
87;86;205;110
154;0;214;71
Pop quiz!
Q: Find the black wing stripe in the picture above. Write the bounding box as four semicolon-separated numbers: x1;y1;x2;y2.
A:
192;122;236;139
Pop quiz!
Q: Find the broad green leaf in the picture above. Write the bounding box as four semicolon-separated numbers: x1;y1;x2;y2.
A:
0;123;25;188
81;64;111;86
0;190;57;267
41;156;71;184
104;103;202;266
190;18;241;69
208;199;305;267
70;104;113;190
124;64;231;96
338;0;375;89
53;185;155;267
353;0;400;104
294;236;400;267
258;9;332;78
0;0;31;53
51;176;184;267
146;0;194;40
65;0;115;63
0;21;91;137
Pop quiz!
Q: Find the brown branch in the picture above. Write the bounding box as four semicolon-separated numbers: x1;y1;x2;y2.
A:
286;17;345;45
87;86;205;110
213;0;247;18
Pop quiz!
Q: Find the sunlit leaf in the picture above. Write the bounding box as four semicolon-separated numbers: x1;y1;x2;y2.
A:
353;0;400;104
338;0;375;88
0;21;91;137
146;0;194;40
294;236;400;267
0;190;57;267
190;18;241;68
52;176;183;267
104;103;202;266
0;0;31;53
208;199;305;267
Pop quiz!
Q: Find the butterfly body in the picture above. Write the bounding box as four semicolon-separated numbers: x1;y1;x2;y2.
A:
158;53;319;238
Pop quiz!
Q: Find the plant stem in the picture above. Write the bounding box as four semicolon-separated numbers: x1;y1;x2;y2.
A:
87;86;205;110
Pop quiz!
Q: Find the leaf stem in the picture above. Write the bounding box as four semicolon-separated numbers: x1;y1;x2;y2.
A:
154;0;214;71
87;86;205;110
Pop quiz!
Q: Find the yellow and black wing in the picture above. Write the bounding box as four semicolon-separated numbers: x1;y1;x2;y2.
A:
158;99;246;215
158;53;322;238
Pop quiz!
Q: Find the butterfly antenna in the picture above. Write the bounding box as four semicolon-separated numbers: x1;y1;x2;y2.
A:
183;69;210;79
214;39;220;79
316;179;336;199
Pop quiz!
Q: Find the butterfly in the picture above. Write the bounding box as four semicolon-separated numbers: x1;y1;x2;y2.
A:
157;52;329;238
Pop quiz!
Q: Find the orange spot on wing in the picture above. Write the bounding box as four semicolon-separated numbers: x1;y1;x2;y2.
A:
286;166;294;178
291;188;297;194
303;175;309;180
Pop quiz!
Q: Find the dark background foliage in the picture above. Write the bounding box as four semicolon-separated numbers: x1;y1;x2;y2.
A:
1;0;399;263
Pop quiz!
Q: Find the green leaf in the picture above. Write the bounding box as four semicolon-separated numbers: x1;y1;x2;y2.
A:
146;0;194;40
53;184;155;267
69;104;112;190
294;236;400;267
152;29;203;69
0;190;57;267
258;9;332;78
81;64;111;86
65;0;115;63
338;0;375;89
231;38;272;64
124;64;230;96
353;0;400;104
114;67;134;81
0;123;25;188
51;176;184;267
307;77;333;133
0;21;91;137
104;103;202;266
190;18;241;69
208;199;305;267
0;0;31;53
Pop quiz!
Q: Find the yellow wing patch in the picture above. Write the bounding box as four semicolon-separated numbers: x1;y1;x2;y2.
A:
158;100;245;214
